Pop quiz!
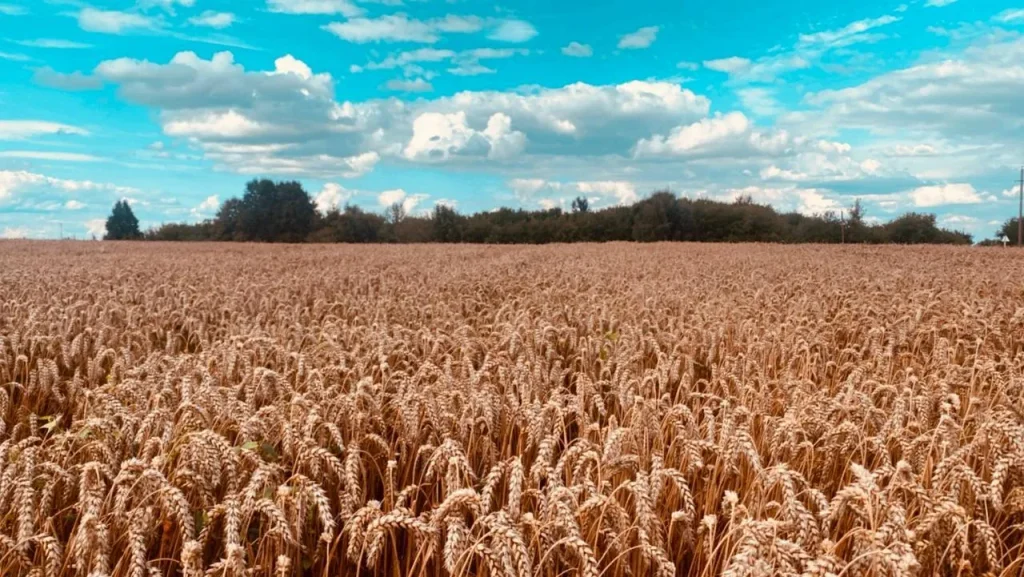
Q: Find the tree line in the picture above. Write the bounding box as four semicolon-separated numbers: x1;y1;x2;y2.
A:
104;178;981;244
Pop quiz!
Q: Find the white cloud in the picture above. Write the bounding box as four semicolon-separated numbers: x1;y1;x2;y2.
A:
314;183;354;212
189;11;236;29
0;52;30;62
925;0;957;6
377;188;428;213
138;0;195;14
890;144;937;156
164;110;267;138
796;189;842;215
676;61;699;71
78;8;158;34
96;50;714;172
737;88;782;117
267;0;363;17
0;170;137;201
510;179;638;206
0;151;102;162
189;195;220;218
385;78;434;92
272;54;314;79
0;121;89;140
638;111;753;154
487;19;537;43
909;183;982;207
704;57;751;73
797;15;899;48
324;15;534;45
995;9;1024;23
1;227;29;239
576;181;638;204
404;111;526;161
1002;187;1019;198
378;188;406;206
562;42;593;57
0;3;27;15
65;200;86;210
797;36;1024;147
635;112;784;157
14;39;92;49
324;14;440;43
34;68;103;91
618;26;659;49
85;219;106;238
196;195;219;212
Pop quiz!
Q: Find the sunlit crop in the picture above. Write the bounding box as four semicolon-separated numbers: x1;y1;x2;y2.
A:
1;241;1022;577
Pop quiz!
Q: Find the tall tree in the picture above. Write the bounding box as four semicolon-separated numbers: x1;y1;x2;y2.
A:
233;179;317;242
432;204;464;242
104;200;141;240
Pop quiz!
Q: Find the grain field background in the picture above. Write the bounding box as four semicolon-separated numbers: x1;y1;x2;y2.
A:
1;241;1024;577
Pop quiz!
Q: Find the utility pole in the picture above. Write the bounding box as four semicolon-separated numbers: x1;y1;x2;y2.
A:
1018;167;1024;246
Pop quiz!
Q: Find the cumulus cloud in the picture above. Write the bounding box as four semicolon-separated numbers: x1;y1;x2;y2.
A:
737;88;782;117
190;195;220;218
384;78;433;92
509;179;638;206
377;189;428;213
267;0;363;17
704;57;751;73
487;19;537;43
138;0;195;14
92;50;714;175
562;42;593;57
404;112;526;161
618;26;659;49
65;200;86;210
78;8;158;34
323;14;534;44
0;121;89;140
189;11;236;29
324;14;453;43
314;183;354;212
1;227;30;239
909;183;982;207
925;0;957;7
85;219;106;238
0;170;137;201
634;112;792;159
798;36;1024;143
33;68;103;91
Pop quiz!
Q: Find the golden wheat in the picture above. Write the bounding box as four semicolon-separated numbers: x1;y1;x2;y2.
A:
1;240;1023;577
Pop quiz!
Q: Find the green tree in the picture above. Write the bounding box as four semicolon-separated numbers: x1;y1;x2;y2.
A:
432;204;464;242
225;179;317;242
571;196;590;214
104;200;141;240
997;218;1022;245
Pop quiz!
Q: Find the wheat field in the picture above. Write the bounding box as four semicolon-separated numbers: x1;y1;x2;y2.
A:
1;241;1023;577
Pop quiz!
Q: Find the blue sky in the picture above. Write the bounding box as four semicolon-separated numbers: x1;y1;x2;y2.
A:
1;0;1022;239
